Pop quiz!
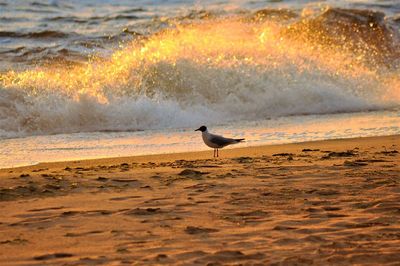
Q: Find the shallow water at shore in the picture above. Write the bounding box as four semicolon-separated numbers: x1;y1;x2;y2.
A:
1;109;399;169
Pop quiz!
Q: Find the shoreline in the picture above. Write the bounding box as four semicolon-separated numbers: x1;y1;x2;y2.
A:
0;134;399;265
2;134;399;173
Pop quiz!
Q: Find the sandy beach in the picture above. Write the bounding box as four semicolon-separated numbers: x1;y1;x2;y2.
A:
0;135;399;265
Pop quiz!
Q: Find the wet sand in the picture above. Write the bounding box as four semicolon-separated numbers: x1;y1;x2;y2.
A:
0;135;399;265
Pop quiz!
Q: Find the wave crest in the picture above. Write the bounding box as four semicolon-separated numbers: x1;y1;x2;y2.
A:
1;7;399;138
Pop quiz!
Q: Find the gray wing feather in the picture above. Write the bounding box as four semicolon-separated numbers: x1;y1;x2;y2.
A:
209;135;237;147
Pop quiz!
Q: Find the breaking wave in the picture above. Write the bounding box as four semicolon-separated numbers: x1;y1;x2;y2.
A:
0;7;399;139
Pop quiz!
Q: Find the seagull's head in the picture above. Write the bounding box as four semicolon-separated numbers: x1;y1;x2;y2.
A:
195;126;207;132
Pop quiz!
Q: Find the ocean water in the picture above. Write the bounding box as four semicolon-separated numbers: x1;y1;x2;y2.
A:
0;0;399;168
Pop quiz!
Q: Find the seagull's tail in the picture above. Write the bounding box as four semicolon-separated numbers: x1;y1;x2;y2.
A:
235;138;245;143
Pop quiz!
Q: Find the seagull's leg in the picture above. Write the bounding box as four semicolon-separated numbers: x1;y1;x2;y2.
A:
217;148;219;157
213;149;216;158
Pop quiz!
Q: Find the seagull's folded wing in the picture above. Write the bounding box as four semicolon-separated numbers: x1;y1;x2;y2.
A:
209;135;237;146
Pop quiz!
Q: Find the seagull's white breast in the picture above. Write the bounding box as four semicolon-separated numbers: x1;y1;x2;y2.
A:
202;131;223;148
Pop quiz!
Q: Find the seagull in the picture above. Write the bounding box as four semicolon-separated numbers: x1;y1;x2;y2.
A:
195;126;244;157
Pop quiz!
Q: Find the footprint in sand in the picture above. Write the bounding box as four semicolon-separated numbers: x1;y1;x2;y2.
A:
184;226;219;234
34;253;73;261
65;230;103;237
178;169;209;178
109;195;142;201
125;208;162;216
28;206;65;212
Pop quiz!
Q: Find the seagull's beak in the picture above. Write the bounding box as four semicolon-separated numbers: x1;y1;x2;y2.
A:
195;127;200;131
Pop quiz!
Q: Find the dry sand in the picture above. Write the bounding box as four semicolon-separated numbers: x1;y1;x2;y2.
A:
0;135;399;265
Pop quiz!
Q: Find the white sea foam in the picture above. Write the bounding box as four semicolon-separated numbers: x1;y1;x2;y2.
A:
0;59;396;139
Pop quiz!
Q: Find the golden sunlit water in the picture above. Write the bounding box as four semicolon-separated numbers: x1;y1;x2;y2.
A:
2;15;398;103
